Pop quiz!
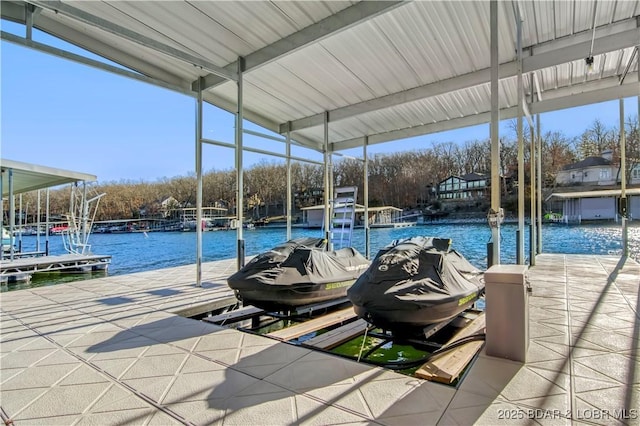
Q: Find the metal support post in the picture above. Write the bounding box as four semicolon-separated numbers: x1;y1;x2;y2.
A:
9;169;15;260
620;98;628;256
323;111;331;248
536;114;542;253
82;182;88;248
328;155;335;208
286;125;292;241
328;162;335;251
37;190;42;252
487;242;494;268
236;57;245;268
490;0;501;265
46;188;50;255
364;137;370;259
195;77;204;287
69;183;75;228
18;194;23;252
529;74;536;266
516;8;525;265
0;171;3;260
25;4;34;40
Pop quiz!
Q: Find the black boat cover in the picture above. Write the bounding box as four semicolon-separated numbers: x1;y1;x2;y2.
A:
227;237;370;309
347;236;484;329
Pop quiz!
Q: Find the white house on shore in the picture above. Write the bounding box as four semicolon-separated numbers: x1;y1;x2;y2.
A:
555;150;626;186
551;151;640;222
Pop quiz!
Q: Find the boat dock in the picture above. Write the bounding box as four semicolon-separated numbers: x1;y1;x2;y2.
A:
1;253;638;425
1;158;112;284
0;253;112;283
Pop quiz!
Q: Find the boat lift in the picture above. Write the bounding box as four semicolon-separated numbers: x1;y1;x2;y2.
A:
61;183;106;255
329;186;357;250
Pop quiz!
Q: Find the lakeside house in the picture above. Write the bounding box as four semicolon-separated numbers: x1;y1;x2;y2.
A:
437;173;489;200
550;151;640;222
555;150;621;186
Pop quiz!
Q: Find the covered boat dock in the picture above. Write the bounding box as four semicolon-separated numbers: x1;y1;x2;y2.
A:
2;0;637;270
548;187;640;224
0;158;111;283
301;204;416;229
1;1;638;423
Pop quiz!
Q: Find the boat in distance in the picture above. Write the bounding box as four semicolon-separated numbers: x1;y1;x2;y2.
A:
2;228;14;252
227;237;370;311
347;236;484;333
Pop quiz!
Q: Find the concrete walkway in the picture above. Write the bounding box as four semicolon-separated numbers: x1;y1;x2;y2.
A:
0;254;638;425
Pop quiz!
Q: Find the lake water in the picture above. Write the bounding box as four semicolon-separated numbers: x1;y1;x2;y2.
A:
4;222;639;292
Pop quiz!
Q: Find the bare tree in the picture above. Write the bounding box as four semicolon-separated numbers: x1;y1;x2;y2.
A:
461;140;487;174
541;130;576;187
576;119;617;158
617;115;640;185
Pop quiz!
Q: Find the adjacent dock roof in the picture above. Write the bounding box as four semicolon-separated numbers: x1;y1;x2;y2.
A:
0;158;96;197
549;187;640;199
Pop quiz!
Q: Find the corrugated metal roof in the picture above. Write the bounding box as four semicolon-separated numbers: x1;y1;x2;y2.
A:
1;159;97;196
550;188;640;199
2;0;638;153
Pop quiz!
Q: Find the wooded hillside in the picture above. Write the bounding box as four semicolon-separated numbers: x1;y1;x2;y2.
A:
13;117;639;221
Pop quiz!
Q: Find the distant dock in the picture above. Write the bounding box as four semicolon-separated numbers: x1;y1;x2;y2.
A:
1;158;110;284
0;253;111;283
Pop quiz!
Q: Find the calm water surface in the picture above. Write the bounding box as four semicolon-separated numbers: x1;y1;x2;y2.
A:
4;222;639;292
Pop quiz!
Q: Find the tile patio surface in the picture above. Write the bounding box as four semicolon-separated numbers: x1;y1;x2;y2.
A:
0;254;638;425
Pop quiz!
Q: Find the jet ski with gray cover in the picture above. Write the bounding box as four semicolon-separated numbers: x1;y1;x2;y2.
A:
228;237;370;311
347;236;484;331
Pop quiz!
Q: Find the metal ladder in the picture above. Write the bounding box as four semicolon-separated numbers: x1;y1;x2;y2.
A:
330;186;357;250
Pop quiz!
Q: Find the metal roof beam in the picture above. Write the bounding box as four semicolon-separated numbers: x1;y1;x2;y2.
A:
27;0;237;82
522;96;534;128
2;7;195;89
199;92;323;152
533;72;543;101
1;30;194;95
619;46;638;85
194;1;406;92
283;18;640;133
202;138;323;166
1;1;26;22
332;75;638;151
528;76;637;114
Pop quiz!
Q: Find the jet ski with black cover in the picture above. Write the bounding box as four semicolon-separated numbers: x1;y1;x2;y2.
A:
347;236;484;332
228;237;370;311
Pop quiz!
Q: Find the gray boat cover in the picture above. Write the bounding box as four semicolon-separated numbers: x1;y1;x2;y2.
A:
228;237;370;287
347;236;484;322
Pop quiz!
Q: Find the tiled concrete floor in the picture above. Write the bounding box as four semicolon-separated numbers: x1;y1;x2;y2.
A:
0;254;638;425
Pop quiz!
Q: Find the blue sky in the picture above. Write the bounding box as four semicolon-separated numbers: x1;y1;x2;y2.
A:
1;22;637;183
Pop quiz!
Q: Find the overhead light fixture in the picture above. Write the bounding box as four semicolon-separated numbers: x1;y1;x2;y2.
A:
585;56;594;72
